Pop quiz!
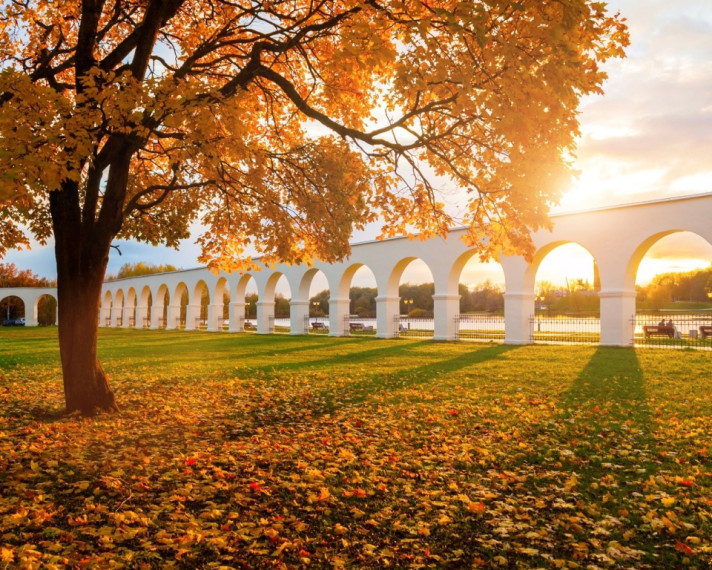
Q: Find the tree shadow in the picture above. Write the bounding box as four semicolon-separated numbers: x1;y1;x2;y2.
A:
554;346;659;498
242;338;434;375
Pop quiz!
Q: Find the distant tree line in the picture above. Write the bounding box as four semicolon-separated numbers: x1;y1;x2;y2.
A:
107;262;180;280
308;282;505;318
0;262;57;324
636;264;712;311
536;278;600;315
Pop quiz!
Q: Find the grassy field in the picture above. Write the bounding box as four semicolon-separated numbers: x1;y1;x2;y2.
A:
1;328;711;568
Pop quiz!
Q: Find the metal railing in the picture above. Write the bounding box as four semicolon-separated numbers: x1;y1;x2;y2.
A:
239;316;256;333
393;315;433;338
530;314;600;345
455;313;505;342
633;313;712;350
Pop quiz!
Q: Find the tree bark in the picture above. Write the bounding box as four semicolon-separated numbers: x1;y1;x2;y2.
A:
50;182;119;416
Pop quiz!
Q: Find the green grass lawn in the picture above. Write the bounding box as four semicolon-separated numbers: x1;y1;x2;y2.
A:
1;328;711;568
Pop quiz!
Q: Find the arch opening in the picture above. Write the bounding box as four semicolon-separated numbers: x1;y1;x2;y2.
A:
1;295;25;325
632;231;712;348
236;274;258;332
303;269;329;334
532;243;601;345
452;253;506;342
35;294;57;326
391;258;435;338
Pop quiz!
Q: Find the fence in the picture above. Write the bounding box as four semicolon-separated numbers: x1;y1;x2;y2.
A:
393;316;434;338
530;314;600;345
343;316;377;336
633;313;712;350
455;314;505;342
239;316;256;333
304;315;330;334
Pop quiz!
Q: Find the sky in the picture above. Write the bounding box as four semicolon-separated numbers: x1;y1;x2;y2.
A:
4;0;712;291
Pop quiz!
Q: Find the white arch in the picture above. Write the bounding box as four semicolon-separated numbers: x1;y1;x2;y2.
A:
11;193;712;347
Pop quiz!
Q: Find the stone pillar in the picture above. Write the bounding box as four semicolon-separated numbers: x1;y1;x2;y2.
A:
185;303;200;331
329;297;350;336
102;304;111;327
599;289;636;347
136;305;148;328
111;306;120;327
150;301;163;329
166;303;181;330
256;300;274;334
504;292;535;345
207;303;223;332
120;305;131;328
432;294;460;341
27;300;38;327
376;295;400;339
290;300;309;335
230;302;245;332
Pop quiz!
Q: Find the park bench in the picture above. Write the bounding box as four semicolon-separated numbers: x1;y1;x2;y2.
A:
700;326;712;339
243;321;255;330
643;325;674;338
311;322;326;330
349;322;364;331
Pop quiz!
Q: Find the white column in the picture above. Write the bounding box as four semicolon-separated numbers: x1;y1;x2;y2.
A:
433;294;460;341
185;304;200;330
166;304;181;329
150;302;163;329
504;292;534;345
110;306;119;327
376;295;400;339
122;304;133;328
207;303;223;331
101;304;111;327
230;302;244;332
256;300;274;334
27;299;38;327
599;289;636;347
329;297;350;336
136;305;148;328
290;300;309;335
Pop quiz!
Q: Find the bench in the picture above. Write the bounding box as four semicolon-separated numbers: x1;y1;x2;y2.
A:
643;325;674;338
349;322;364;331
243;321;255;330
311;322;326;330
700;326;712;339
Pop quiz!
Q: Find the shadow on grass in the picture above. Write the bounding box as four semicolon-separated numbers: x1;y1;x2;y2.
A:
316;342;521;408
243;338;433;376
558;346;659;490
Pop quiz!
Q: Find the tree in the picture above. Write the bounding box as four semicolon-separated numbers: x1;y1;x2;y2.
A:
107;262;180;280
0;1;627;414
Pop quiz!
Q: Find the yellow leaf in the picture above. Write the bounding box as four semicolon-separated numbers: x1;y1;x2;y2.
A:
1;548;14;563
333;523;348;535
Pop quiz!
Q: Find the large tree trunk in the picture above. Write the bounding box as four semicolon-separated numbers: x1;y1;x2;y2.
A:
50;182;119;416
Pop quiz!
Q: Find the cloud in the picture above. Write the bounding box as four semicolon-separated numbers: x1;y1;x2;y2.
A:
560;0;712;210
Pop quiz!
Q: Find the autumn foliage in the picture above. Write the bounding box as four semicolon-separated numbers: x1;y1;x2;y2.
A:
1;330;711;567
0;0;627;412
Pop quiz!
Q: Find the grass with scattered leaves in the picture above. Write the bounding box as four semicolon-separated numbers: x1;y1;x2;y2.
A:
1;327;711;568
